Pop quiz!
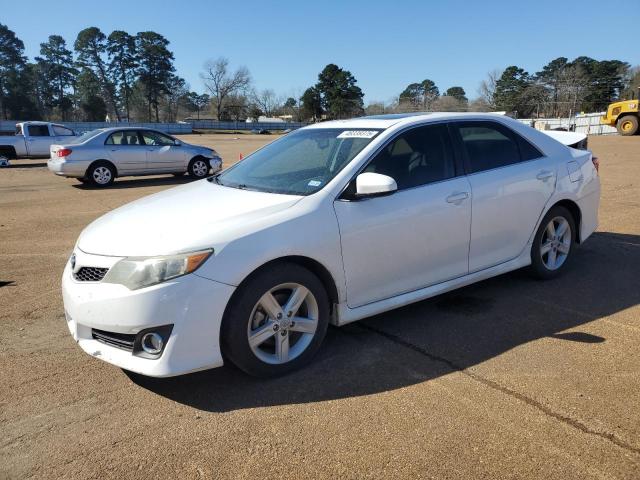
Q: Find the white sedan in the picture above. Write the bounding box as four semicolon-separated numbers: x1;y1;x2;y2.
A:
48;127;222;186
62;113;600;377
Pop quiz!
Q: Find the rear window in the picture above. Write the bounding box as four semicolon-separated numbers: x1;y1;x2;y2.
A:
455;121;543;173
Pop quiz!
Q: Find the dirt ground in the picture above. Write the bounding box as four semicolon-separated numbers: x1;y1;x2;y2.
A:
1;134;639;479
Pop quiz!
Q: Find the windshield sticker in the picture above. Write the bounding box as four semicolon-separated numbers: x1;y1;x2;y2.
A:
308;180;322;187
337;130;378;139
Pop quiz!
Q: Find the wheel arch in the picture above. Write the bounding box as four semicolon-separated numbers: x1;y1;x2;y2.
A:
226;255;340;317
0;145;18;159
86;159;118;177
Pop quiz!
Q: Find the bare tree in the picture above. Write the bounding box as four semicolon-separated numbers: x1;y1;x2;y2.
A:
201;57;251;120
251;88;280;118
478;69;502;110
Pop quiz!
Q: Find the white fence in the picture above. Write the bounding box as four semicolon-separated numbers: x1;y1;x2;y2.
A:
517;113;617;136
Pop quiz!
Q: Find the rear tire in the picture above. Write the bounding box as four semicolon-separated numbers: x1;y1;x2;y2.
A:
188;157;210;178
87;161;115;187
530;206;576;280
221;263;330;377
616;115;638;136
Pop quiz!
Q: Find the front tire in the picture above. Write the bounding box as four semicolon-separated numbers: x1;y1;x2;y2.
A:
87;161;115;187
530;206;576;279
616;115;638;136
188;157;210;178
221;263;330;377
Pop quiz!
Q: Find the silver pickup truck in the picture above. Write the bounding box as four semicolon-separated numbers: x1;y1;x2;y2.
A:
0;121;78;159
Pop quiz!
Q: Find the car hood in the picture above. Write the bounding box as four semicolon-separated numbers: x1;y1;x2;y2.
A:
77;180;303;257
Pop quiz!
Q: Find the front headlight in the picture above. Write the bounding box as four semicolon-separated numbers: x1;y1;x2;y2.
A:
102;249;212;290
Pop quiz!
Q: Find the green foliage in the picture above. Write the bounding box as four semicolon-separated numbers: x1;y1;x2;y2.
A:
135;31;175;121
75;27;119;119
35;35;77;120
107;30;138;120
494;66;532;116
399;79;439;109
300;87;322;120
445;86;467;102
307;64;364;119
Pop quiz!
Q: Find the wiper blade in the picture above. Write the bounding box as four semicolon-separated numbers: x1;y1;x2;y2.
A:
209;174;224;186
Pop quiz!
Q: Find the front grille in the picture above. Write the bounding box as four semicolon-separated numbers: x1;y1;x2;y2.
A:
74;267;108;282
92;329;135;351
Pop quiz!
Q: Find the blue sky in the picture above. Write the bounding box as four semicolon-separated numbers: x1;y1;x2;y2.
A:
2;0;638;103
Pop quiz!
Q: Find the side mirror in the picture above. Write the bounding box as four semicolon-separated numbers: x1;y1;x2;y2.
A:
355;172;397;198
174;139;182;146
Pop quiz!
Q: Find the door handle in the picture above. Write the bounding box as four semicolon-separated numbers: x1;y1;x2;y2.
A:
536;170;555;181
446;192;469;204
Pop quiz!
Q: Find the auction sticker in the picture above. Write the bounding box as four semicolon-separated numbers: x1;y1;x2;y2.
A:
337;130;378;139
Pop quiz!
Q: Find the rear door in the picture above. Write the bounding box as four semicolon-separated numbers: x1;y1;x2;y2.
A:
451;121;556;272
140;130;185;172
24;124;53;156
105;130;147;174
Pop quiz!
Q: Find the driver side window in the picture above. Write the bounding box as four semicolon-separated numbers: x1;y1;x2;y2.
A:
141;131;174;146
364;124;456;190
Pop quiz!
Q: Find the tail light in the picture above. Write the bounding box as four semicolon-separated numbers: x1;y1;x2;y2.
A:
592;156;599;173
57;148;72;157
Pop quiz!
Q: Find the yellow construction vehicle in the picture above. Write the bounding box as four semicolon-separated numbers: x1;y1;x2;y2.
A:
601;88;639;136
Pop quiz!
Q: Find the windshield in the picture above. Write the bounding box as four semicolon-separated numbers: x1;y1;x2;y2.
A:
217;128;381;195
69;129;103;144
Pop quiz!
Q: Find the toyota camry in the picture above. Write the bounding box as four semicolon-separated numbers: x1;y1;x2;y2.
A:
62;113;600;377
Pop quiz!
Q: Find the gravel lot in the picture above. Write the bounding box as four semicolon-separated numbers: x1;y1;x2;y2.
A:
1;134;639;479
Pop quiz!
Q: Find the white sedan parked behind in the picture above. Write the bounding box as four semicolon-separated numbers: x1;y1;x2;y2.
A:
48;127;222;186
62;113;600;377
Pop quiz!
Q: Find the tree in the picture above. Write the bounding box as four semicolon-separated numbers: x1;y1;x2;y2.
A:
398;79;439;110
432;95;466;112
622;66;640;100
478;69;501;110
76;68;107;121
186;92;209;119
494;66;532;116
251;88;279;117
300;86;322;121
135;31;175;121
314;64;364;119
201;57;251;120
107;30;138;121
74;27;119;120
535;57;568;116
445;86;467;103
35;35;77;120
162;75;188;122
0;23;27;119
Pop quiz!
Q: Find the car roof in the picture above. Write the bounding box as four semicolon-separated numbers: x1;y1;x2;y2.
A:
303;112;512;130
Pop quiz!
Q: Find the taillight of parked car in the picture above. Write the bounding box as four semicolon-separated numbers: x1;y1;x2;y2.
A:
57;148;72;157
592;156;599;173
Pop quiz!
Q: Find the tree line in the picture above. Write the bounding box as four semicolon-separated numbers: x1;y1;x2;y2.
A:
0;21;637;123
381;57;638;118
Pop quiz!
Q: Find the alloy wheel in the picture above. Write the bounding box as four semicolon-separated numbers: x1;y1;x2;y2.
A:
247;282;319;365
540;216;571;270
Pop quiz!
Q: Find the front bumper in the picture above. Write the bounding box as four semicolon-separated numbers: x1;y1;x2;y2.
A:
208;156;223;172
62;250;235;377
48;158;90;177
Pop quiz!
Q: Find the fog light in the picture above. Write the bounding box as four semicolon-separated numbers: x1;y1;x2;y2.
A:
141;332;164;355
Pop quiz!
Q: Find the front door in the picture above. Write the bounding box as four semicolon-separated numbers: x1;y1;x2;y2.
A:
140;131;185;172
452;121;556;272
334;123;472;308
